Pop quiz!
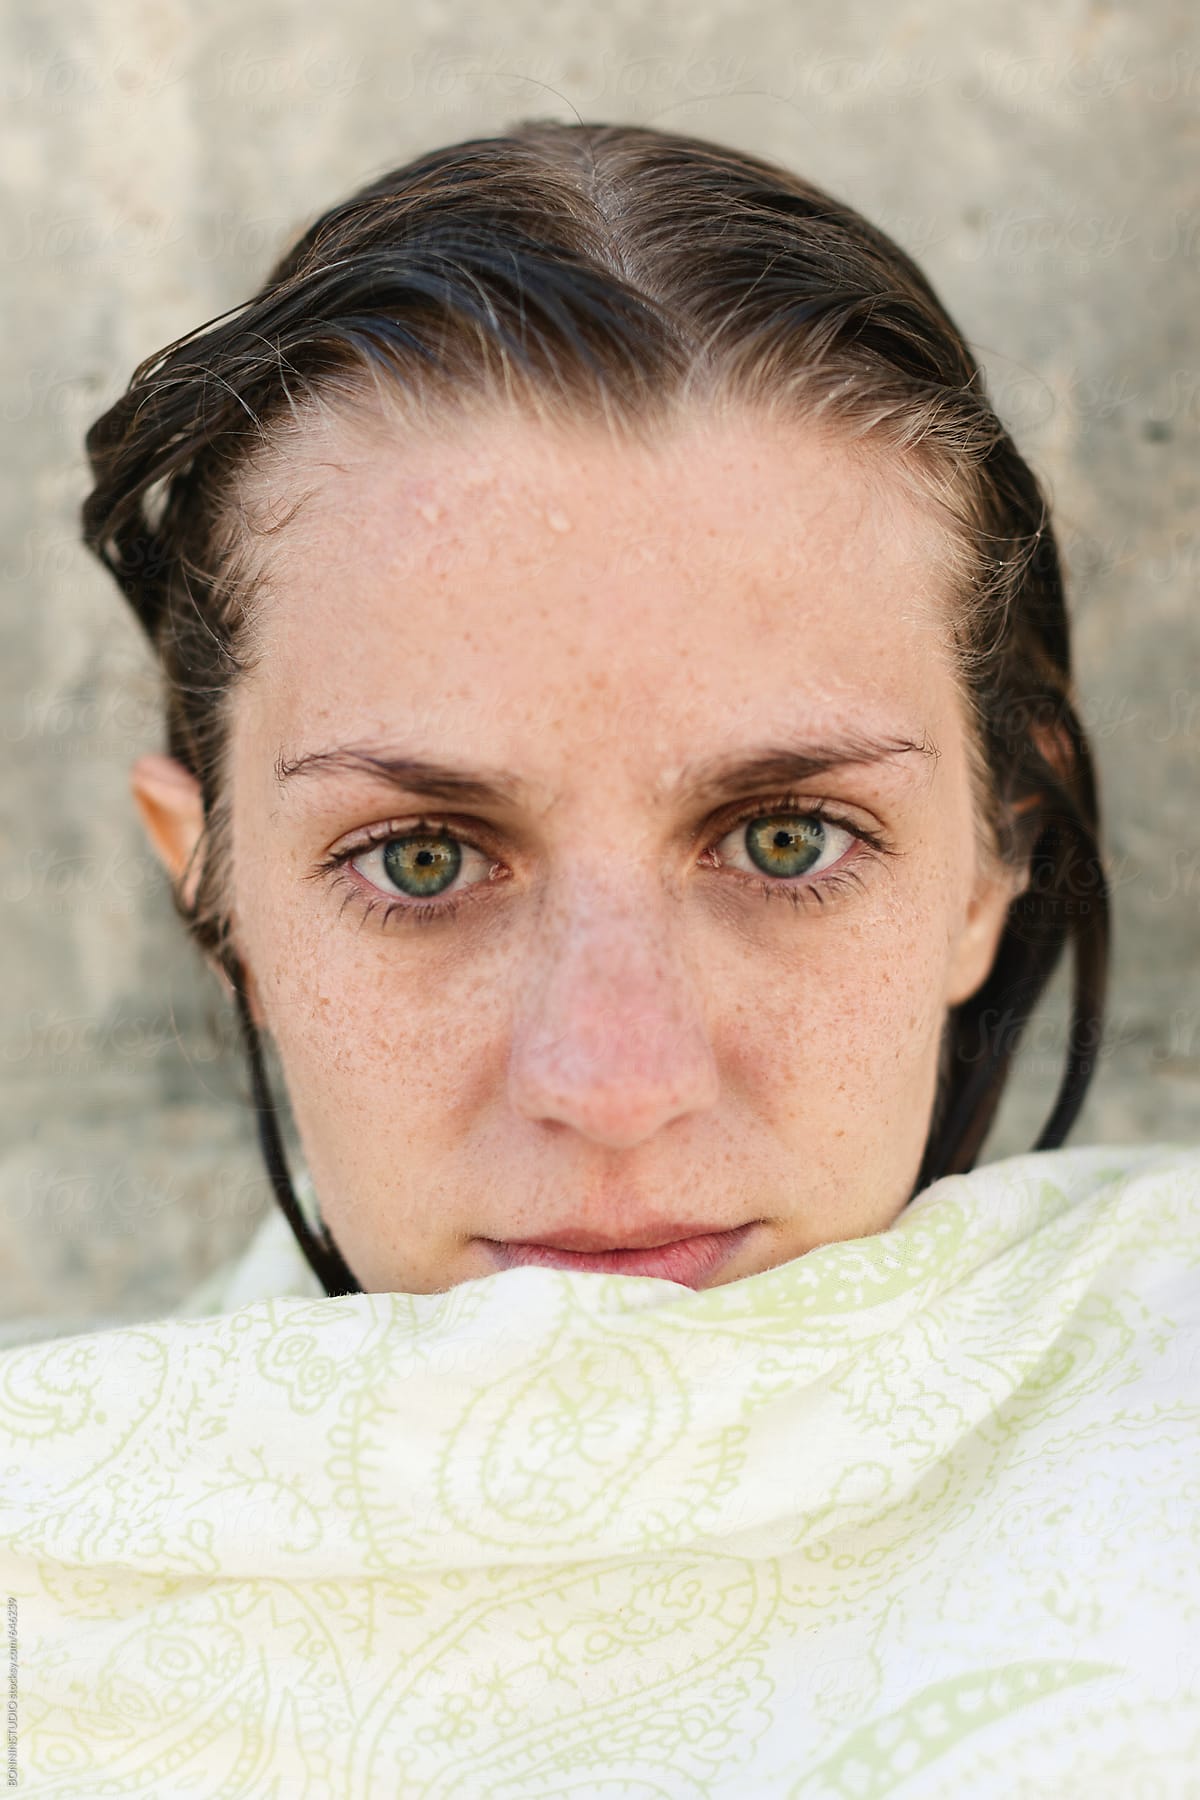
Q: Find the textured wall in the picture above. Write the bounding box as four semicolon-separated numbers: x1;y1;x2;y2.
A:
3;0;1197;1330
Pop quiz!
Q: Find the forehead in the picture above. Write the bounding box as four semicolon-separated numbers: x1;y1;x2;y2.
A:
236;402;956;747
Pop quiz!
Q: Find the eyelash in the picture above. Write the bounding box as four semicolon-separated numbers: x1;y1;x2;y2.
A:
314;796;897;933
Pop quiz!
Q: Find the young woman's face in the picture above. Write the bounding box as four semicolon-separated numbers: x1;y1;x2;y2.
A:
137;403;1022;1293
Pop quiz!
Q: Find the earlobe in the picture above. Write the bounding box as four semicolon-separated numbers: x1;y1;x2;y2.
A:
130;754;206;912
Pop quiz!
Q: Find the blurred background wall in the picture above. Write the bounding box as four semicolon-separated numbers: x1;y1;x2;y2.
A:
3;0;1197;1329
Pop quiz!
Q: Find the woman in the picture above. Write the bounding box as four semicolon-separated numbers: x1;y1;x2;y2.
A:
3;121;1197;1795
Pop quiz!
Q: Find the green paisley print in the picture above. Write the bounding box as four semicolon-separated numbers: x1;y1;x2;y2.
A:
1;1143;1198;1796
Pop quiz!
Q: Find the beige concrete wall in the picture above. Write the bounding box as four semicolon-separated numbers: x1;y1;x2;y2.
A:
3;1;1197;1328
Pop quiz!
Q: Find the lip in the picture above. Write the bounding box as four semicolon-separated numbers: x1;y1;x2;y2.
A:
479;1223;758;1289
506;1217;745;1253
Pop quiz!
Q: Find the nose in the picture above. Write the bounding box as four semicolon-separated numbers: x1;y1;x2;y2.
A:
506;886;720;1149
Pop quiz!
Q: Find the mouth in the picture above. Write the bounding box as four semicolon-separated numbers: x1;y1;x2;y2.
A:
478;1222;759;1288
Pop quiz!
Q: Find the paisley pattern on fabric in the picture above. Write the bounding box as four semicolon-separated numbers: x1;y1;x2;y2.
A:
2;1143;1199;1796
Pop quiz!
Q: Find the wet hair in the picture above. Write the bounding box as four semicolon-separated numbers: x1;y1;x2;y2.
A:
81;120;1109;1297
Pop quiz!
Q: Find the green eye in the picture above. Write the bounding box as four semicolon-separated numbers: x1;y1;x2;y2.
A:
743;815;830;878
380;833;463;897
712;809;857;889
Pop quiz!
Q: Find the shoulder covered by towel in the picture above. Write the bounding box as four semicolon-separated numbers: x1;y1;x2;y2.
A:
3;1142;1199;1797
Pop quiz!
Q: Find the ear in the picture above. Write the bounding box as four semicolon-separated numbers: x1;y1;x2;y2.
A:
130;754;206;908
943;854;1027;1009
130;754;257;1017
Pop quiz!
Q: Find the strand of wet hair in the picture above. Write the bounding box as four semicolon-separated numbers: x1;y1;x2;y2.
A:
225;950;365;1297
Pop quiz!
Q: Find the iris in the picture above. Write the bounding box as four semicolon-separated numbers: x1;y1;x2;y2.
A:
744;816;826;878
381;834;463;897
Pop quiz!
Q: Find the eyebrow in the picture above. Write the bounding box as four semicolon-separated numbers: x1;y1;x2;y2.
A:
274;728;939;812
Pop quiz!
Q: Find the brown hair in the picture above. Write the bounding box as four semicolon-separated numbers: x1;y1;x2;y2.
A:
81;120;1109;1296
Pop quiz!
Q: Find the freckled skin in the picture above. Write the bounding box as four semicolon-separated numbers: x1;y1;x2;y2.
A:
136;404;1022;1295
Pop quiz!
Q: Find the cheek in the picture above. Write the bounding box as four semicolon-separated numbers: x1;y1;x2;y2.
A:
278;963;452;1083
717;875;957;1109
248;900;505;1147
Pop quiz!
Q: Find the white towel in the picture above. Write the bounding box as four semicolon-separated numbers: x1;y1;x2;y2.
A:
3;1141;1199;1796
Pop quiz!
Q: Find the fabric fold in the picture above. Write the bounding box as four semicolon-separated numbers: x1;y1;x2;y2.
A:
2;1141;1199;1796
